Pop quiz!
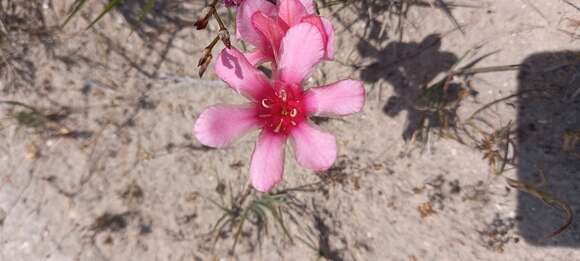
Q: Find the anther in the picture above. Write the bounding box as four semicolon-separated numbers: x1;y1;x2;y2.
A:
278;89;287;102
290;120;297;126
261;99;273;108
281;109;288;116
289;108;298;117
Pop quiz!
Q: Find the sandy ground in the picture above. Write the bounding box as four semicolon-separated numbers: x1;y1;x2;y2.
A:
1;0;580;260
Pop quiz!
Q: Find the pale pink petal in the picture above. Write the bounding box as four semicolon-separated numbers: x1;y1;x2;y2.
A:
252;12;289;61
299;0;316;14
214;47;271;101
278;0;308;27
194;105;259;148
250;132;287;192
236;0;276;48
277;23;325;86
304;79;366;116
245;49;270;66
301;15;335;60
290;123;336;171
320;17;335;60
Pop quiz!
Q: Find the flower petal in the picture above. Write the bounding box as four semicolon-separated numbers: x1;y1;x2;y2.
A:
290;123;336;171
252;12;289;62
245;49;270;66
214;47;271;101
250;132;287;192
320;17;335;60
301;15;335;60
299;0;316;14
277;23;325;85
194;105;259;148
278;0;308;27
304;79;366;116
236;0;276;48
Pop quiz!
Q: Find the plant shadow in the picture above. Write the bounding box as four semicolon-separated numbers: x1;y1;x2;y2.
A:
357;34;462;141
112;0;208;78
0;0;50;93
116;0;200;40
516;50;580;246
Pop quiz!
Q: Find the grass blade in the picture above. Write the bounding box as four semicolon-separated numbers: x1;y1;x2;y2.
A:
62;0;91;27
135;0;158;26
85;0;125;29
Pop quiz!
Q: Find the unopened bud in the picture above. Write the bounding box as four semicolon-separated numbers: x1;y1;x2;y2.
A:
198;52;213;77
198;48;212;66
194;8;212;30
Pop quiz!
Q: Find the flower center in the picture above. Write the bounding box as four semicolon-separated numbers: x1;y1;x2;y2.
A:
257;86;306;135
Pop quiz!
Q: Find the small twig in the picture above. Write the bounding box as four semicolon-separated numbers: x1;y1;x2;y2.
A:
236;184;254;206
498;121;513;175
466;89;543;122
0;100;41;112
505;169;574;239
211;7;231;48
194;0;231;77
563;0;580;12
520;0;549;24
197;35;220;77
430;0;465;35
453;64;521;76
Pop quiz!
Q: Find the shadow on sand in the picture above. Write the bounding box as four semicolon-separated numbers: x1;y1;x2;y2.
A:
516;51;580;246
358;34;461;140
358;32;580;246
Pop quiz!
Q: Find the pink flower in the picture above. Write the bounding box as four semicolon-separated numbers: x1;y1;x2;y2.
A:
236;0;334;66
194;23;365;192
224;0;243;7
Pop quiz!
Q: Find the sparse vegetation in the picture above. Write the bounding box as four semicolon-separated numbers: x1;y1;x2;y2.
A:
1;0;579;260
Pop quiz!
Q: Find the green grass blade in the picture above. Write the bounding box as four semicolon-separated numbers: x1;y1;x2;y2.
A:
62;0;90;27
85;0;125;29
137;0;158;24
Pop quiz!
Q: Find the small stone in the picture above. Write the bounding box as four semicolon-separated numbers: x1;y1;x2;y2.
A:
418;202;435;218
25;143;40;160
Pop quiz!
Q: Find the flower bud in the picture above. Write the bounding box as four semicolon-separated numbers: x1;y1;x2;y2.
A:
194;8;212;30
198;51;213;77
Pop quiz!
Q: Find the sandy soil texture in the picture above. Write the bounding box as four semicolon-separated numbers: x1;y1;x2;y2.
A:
1;0;580;260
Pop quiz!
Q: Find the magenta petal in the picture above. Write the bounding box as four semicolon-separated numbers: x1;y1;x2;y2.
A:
277;23;325;85
298;0;316;14
250;132;287;192
278;0;308;27
320;17;335;60
236;0;276;48
304;79;365;116
194;105;259;148
301;15;335;60
214;47;271;101
224;0;242;7
252;12;288;61
245;49;270;66
290;123;336;171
